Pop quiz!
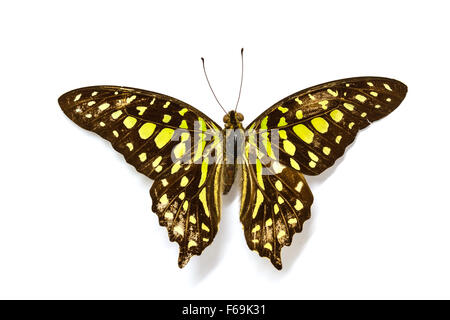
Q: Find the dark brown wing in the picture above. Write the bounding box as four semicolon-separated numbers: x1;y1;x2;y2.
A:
246;77;407;175
241;77;407;269
59;86;223;267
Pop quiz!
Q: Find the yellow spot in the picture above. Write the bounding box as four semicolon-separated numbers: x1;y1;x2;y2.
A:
348;122;355;129
126;95;136;104
283;140;296;156
149;97;155;105
180;132;190;142
179;192;185;200
256;159;265;190
274;204;279;214
260;116;268;130
111;110;123;119
164;212;173;219
152;156;162;167
163;101;170;108
386;98;392;102
155;128;174;149
308;151;318;162
85;114;92;118
138;122;156;139
171;162;181;174
275;180;283;191
336;135;342;144
367;82;374;87
290;158;300;170
277;117;288;127
344;103;354;111
355;94;367;103
136;106;147;115
74;94;81;102
174;225;184;236
323;146;331;155
88;101;96;106
99;122;105;127
311;117;329;133
295;97;303;105
361;112;367;118
330;109;343;123
123;116;137;129
160;194;168;205
309;161;316;168
201;223;210;232
114;91;118;95
278;196;284;204
173;142;186;159
179;108;188;116
155;165;163;172
126;143;133;151
161;179;168;186
162;114;171;123
183;201;189;211
179;120;188;129
278;106;288;113
308;94;316;100
98;103;110;111
189;215;196;224
264;243;273;251
293;124;314;144
288;218;297;225
279;130;287;139
199;188;210;217
384;83;393;91
180;176;189;187
139;153;147;162
188;240;197;249
296;110;303;119
295;199;303;211
252;190;264;219
295;181;303;192
327;89;338;97
370;91;378;97
265;218;273;227
252;225;261;233
112;130;119;138
272;162;284;174
375;104;381;109
251;239;259;244
277;230;286;239
319;100;329;110
198;157;209;187
203;238;209;242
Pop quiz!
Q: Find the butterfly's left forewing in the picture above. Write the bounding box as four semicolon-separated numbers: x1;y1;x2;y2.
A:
59;86;223;267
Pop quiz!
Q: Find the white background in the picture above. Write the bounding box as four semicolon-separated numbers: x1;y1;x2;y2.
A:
0;0;449;299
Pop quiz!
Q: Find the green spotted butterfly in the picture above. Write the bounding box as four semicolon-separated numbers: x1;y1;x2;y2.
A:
59;60;407;269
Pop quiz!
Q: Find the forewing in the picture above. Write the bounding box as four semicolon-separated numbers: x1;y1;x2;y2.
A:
59;86;223;267
246;77;407;175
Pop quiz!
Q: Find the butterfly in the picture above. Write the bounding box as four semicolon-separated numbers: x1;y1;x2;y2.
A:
58;57;407;270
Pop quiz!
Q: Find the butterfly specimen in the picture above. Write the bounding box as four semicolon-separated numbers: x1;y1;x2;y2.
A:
58;53;407;270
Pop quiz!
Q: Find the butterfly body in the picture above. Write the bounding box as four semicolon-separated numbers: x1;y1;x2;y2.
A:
222;111;245;194
59;76;407;270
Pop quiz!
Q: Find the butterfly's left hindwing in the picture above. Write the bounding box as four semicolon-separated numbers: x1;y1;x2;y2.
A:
59;86;223;267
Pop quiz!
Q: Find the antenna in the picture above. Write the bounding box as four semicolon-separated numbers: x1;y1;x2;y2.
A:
234;48;244;112
201;57;227;115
